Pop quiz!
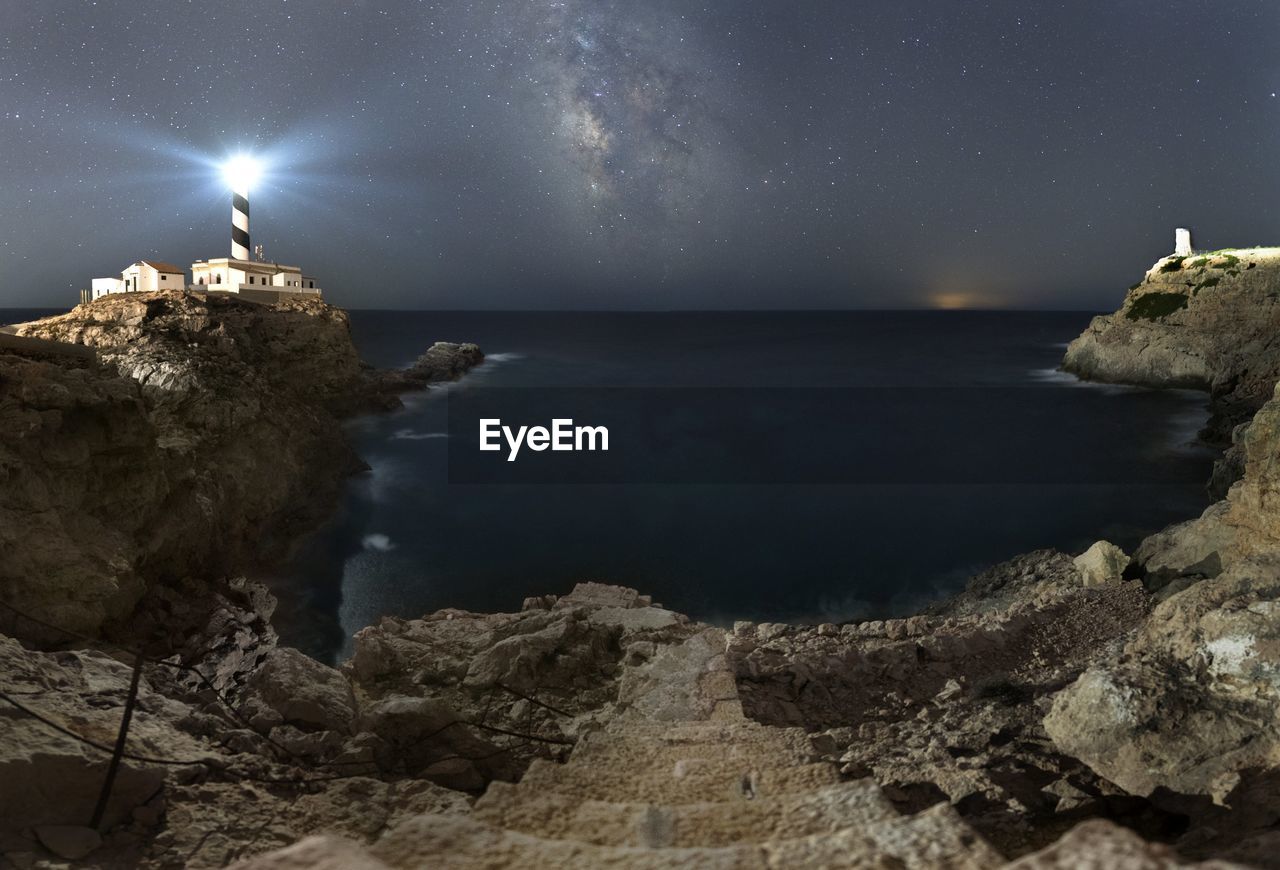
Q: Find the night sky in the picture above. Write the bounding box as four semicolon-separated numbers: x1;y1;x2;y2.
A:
2;1;1278;310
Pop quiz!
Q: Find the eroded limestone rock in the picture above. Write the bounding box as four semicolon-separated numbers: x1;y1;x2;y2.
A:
244;647;357;734
1073;541;1130;587
1046;555;1280;807
0;635;214;830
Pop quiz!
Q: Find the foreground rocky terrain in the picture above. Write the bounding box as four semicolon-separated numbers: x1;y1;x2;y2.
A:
4;267;1280;867
1;580;1239;868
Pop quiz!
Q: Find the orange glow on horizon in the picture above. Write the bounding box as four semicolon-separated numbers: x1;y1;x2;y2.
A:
930;292;980;310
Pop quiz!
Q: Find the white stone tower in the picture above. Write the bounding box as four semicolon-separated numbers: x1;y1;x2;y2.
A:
1175;228;1193;257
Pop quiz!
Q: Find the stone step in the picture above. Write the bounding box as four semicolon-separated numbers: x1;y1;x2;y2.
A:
473;779;900;848
517;756;842;804
365;809;999;870
709;699;746;720
601;719;807;747
566;730;814;773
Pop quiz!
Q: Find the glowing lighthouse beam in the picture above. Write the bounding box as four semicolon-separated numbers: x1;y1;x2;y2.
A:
222;155;261;260
222;154;261;197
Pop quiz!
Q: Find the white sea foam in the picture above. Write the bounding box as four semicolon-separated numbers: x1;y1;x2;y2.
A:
1027;368;1137;394
362;533;396;552
485;352;524;363
391;429;449;441
1028;367;1080;385
398;383;457;411
360;456;415;503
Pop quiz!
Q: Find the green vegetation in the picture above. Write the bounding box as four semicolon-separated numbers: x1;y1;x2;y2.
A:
1192;276;1220;294
1159;251;1249;284
972;676;1034;706
1125;292;1189;320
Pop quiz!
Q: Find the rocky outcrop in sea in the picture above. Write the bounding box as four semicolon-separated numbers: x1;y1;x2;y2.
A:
4;271;1280;868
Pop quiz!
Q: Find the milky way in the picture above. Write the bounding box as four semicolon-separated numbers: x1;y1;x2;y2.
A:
2;1;1279;309
521;3;717;213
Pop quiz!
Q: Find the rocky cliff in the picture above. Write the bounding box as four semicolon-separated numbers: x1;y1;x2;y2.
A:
1064;247;1280;495
1064;247;1280;419
0;291;482;640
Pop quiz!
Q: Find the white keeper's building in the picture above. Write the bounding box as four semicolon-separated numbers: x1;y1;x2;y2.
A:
189;258;319;293
86;258;321;303
91;260;186;298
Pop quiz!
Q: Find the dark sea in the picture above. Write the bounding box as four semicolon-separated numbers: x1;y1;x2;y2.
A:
272;310;1214;663
0;308;1217;663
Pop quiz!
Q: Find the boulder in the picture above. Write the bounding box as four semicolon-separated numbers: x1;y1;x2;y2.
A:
245;647;357;734
1134;505;1235;592
357;696;460;742
463;616;575;689
586;606;680;632
0;636;212;831
1073;541;1130;587
1045;555;1280;804
355;695;512;788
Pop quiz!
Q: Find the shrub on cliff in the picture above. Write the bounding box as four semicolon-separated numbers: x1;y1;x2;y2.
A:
1124;292;1188;321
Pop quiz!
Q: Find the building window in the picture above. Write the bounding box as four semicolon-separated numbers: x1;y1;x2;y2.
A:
308;281;314;288
249;276;255;284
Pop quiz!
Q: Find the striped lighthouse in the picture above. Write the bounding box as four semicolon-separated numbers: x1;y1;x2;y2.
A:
232;189;251;260
223;155;260;261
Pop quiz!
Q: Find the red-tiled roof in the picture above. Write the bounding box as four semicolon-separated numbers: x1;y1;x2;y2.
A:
139;260;185;274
